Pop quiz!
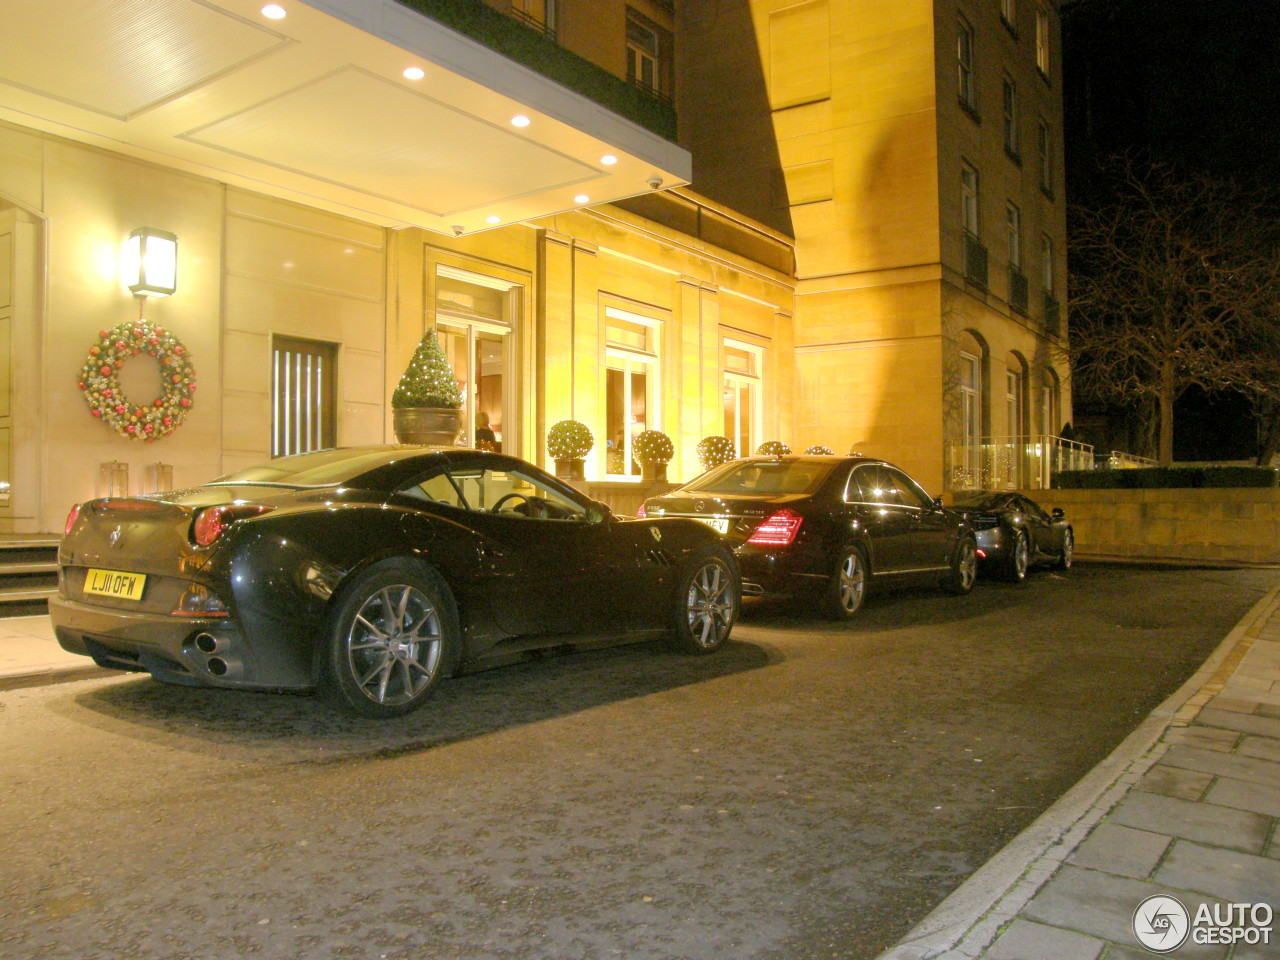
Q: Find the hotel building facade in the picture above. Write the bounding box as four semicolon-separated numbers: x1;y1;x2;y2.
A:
0;0;1067;534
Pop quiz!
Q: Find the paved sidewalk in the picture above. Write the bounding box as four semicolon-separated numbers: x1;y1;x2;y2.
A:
0;614;107;687
880;582;1280;960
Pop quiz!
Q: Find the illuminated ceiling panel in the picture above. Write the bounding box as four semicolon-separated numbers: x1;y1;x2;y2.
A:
0;0;689;234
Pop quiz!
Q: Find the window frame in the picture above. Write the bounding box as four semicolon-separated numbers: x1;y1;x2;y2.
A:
957;15;978;113
1002;74;1020;159
1006;201;1023;269
722;336;764;460
961;161;981;236
1035;5;1051;77
603;304;663;481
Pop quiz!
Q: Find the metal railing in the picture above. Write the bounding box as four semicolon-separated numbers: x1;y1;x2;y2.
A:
1104;450;1158;469
949;434;1095;490
963;232;988;288
1008;265;1028;315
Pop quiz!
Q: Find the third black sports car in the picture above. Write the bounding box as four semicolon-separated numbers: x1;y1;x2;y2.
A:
640;455;977;620
52;447;739;718
949;491;1073;582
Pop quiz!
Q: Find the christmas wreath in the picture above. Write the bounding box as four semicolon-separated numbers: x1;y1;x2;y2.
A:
78;320;196;441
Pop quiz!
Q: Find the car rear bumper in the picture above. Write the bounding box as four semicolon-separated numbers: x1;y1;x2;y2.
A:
734;546;826;598
49;594;311;691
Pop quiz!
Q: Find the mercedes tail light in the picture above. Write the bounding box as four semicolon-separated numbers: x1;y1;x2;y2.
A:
191;504;273;547
746;509;804;547
64;503;82;536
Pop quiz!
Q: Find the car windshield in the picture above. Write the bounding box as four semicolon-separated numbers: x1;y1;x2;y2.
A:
686;460;835;496
952;493;1010;510
209;448;415;487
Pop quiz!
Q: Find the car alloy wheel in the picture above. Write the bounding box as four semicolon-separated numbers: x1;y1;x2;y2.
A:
946;536;978;595
824;546;867;620
670;546;738;654
345;584;443;706
1056;530;1074;570
1005;530;1029;582
322;563;455;718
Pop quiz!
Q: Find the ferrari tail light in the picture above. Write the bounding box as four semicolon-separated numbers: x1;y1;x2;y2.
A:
636;503;647;518
747;509;804;547
64;503;82;536
191;504;274;547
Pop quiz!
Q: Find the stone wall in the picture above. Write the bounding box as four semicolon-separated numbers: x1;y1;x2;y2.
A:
1038;488;1280;564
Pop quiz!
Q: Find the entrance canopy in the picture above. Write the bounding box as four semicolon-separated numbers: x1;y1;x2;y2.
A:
0;0;690;235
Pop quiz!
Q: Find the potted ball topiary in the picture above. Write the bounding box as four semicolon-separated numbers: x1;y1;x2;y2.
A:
757;440;791;456
804;444;835;455
392;327;463;445
696;436;736;471
548;419;593;480
633;429;674;482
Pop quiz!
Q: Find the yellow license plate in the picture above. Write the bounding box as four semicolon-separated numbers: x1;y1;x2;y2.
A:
700;517;731;534
84;568;147;601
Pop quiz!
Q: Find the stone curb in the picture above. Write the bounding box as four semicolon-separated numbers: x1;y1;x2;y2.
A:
875;578;1280;960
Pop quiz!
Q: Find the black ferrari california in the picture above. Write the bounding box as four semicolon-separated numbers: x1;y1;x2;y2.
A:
949;491;1073;582
52;446;740;717
640;455;977;620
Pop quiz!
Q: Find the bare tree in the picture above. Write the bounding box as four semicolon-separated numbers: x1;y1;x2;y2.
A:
1068;160;1280;465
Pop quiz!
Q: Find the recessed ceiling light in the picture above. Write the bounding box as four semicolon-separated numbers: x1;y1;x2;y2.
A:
601;154;618;165
574;195;590;204
403;66;425;80
485;215;501;224
262;4;286;19
511;115;531;128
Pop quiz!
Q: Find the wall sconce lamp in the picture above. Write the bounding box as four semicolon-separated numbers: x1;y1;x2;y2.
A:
124;228;178;298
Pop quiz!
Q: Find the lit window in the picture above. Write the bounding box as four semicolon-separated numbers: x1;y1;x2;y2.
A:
957;16;977;111
604;306;662;478
723;339;764;460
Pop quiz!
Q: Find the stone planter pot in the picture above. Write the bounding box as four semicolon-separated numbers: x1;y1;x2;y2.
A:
393;406;462;445
555;458;585;481
641;461;668;483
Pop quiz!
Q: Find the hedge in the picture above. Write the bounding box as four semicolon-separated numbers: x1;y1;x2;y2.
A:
1053;467;1279;489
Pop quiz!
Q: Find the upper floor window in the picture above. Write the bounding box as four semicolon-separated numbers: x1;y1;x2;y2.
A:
1041;234;1055;293
1001;0;1017;35
627;9;672;101
1035;6;1051;76
510;0;555;35
1038;119;1053;194
957;16;977;112
961;161;980;235
1006;202;1022;268
1002;75;1020;158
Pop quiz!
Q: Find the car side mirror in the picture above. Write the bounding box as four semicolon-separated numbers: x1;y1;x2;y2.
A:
1051;507;1065;520
932;496;945;511
585;501;613;524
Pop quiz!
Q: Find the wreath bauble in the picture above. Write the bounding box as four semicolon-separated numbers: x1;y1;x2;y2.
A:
79;320;196;442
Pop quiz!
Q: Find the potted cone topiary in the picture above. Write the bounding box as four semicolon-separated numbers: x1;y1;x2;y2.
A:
392;327;463;444
633;429;674;482
548;419;593;480
696;436;736;471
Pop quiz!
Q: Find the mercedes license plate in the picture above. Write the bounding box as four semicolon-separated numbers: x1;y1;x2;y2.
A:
700;517;731;535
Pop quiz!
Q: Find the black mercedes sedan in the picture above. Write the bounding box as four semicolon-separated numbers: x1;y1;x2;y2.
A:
640;455;977;620
949;491;1073;582
52;446;739;718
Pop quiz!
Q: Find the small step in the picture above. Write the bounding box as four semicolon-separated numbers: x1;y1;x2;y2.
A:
0;536;61;617
0;561;58;576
